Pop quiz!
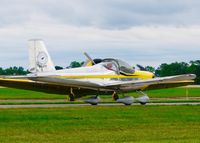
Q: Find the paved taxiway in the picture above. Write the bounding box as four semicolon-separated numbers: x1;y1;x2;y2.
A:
0;102;200;108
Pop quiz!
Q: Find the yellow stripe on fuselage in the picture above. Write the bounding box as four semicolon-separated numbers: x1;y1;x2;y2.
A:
57;70;154;79
0;78;32;83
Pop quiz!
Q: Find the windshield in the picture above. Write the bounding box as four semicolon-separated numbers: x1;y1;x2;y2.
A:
117;59;135;74
102;58;135;74
103;62;118;73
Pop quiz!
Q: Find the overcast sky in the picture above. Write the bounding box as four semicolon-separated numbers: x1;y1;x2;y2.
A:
0;0;200;68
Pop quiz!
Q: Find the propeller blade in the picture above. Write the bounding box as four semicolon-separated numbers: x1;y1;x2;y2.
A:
83;52;95;65
136;64;146;71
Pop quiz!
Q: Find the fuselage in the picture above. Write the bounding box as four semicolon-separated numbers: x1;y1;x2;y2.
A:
29;62;154;91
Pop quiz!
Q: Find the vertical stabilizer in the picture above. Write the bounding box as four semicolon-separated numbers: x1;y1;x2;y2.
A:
28;39;55;73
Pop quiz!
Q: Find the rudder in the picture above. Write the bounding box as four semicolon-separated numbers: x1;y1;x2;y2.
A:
28;39;55;73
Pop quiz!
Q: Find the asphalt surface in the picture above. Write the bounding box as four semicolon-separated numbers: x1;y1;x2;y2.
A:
0;102;200;108
0;96;199;103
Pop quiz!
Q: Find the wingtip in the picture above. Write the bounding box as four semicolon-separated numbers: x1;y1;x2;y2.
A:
185;74;196;80
189;74;196;78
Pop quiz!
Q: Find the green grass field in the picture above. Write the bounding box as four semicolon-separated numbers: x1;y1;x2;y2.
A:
0;105;200;143
144;87;200;98
0;87;200;100
0;88;67;99
0;88;200;142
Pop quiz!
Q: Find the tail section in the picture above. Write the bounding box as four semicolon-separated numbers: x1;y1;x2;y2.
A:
28;39;55;73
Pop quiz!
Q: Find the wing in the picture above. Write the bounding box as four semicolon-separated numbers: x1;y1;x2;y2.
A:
0;77;112;97
0;74;196;94
103;74;196;91
0;77;68;94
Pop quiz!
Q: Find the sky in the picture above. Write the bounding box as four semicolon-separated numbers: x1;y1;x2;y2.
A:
0;0;200;68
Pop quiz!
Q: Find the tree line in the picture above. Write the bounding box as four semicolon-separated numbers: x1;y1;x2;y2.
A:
0;67;29;75
145;60;200;84
1;60;200;83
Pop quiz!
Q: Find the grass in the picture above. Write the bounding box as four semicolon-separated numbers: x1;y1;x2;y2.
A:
0;88;67;99
144;88;200;98
120;88;200;98
150;99;200;103
0;105;200;143
0;87;200;101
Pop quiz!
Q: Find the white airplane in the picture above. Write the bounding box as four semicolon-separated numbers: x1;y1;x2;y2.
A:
0;39;196;105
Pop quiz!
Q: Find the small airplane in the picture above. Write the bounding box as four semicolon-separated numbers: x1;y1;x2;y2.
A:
0;39;196;105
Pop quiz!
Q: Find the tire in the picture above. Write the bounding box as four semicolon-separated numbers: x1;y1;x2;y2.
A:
140;102;146;105
69;93;75;101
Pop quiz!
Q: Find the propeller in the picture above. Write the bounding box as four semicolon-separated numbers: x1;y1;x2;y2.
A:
83;52;96;65
83;52;103;65
136;64;147;71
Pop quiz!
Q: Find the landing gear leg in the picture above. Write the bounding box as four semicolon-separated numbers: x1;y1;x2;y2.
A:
112;91;119;100
69;88;75;101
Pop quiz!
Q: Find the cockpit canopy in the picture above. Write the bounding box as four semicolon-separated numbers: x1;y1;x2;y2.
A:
102;58;135;75
83;58;135;75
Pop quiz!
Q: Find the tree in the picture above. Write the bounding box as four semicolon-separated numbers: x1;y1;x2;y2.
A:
0;67;28;75
145;66;155;73
55;66;63;70
0;68;5;75
155;62;189;77
187;60;200;84
69;61;83;68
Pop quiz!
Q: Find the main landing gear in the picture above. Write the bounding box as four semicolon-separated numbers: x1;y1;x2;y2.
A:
135;91;150;105
68;88;101;105
111;90;135;105
112;91;119;100
84;89;101;105
84;96;100;105
69;88;75;101
69;88;149;106
116;91;150;105
83;90;150;106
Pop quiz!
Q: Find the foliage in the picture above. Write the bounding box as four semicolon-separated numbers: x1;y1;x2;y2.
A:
155;62;189;76
145;66;155;73
187;60;200;84
55;66;63;70
154;60;200;83
68;61;84;68
0;66;28;75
